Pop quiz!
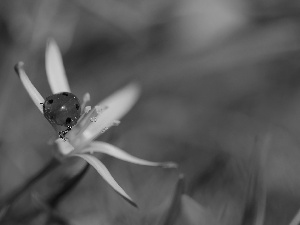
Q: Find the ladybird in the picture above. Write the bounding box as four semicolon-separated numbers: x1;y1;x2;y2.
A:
42;92;81;140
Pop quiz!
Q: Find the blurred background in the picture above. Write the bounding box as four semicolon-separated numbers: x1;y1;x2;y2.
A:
1;0;300;224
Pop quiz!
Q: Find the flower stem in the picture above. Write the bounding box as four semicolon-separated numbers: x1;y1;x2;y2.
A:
5;163;90;224
0;157;61;219
47;163;90;208
161;174;185;225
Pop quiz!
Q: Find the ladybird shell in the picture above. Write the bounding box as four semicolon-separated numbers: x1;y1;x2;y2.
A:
43;92;81;127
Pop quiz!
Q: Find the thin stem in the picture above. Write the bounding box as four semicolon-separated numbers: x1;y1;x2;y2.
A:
4;162;90;224
161;174;185;225
0;157;61;219
48;163;90;208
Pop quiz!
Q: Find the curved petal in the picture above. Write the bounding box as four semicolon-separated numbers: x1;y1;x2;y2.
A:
45;38;71;94
72;83;141;148
73;153;137;207
14;62;44;113
80;141;178;168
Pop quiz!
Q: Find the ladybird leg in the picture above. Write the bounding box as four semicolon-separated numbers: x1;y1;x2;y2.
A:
58;130;67;141
66;126;72;133
58;126;73;141
58;131;65;140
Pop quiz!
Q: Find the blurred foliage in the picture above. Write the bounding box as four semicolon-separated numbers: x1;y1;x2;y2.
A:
1;0;300;224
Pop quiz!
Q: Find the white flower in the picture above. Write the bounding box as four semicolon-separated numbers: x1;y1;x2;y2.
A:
14;39;177;207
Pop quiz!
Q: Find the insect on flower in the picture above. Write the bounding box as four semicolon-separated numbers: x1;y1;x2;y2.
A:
42;92;81;140
14;39;177;207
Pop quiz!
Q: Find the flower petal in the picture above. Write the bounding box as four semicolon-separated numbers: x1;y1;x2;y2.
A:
81;141;178;168
45;38;71;94
73;153;137;207
80;93;90;114
14;62;44;113
72;83;141;148
55;138;75;155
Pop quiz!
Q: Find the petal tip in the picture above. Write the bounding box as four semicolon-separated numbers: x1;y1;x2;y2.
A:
120;195;138;208
14;61;25;77
46;38;59;61
45;37;71;94
129;200;139;209
46;37;56;49
128;82;141;97
83;93;91;102
161;162;178;169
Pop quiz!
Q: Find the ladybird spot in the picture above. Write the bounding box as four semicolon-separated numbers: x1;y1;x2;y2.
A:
48;99;53;104
66;117;72;124
76;104;80;110
62;93;69;96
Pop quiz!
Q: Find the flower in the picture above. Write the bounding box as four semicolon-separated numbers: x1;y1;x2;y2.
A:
14;39;177;207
